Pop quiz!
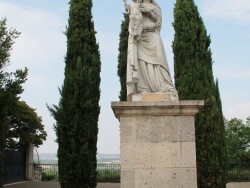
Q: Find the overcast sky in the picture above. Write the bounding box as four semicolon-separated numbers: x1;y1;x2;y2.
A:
0;0;249;154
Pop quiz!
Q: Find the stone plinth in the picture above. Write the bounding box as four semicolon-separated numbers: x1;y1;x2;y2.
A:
132;93;177;102
111;100;204;188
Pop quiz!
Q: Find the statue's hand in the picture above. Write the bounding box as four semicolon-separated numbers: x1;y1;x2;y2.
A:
138;6;151;13
143;22;155;30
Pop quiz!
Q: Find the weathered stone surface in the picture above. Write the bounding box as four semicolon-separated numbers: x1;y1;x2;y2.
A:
112;100;203;188
120;116;195;143
121;169;135;188
136;168;197;188
121;142;181;168
152;142;181;168
182;142;197;167
120;117;137;142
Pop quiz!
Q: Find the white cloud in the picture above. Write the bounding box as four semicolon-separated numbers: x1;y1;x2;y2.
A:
97;106;120;154
0;1;66;112
97;32;119;57
0;2;67;153
215;68;250;79
225;102;250;120
200;0;250;24
0;2;67;70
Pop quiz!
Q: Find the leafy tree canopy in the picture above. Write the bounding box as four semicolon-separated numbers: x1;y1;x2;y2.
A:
0;17;20;70
0;17;25;186
0;17;47;149
226;116;250;163
7;100;47;149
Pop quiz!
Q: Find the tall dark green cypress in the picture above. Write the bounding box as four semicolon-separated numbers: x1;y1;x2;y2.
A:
48;0;101;187
117;13;129;101
173;0;226;187
215;79;227;184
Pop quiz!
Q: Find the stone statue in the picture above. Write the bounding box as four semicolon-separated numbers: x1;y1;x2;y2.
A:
124;0;178;101
124;0;143;41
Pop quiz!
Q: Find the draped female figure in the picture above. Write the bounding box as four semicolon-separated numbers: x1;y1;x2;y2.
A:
125;0;178;101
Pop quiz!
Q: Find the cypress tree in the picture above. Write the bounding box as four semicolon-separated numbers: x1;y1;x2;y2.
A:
117;13;129;101
215;79;227;184
48;0;101;187
173;0;226;187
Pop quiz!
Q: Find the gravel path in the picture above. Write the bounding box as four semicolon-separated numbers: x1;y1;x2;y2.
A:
4;182;250;188
4;182;120;188
227;182;250;188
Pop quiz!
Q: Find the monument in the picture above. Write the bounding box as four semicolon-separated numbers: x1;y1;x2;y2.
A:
112;0;204;187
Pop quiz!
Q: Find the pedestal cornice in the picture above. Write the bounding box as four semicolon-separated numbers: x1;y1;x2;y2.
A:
111;100;204;119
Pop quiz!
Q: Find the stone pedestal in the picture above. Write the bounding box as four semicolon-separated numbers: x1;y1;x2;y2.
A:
111;100;203;188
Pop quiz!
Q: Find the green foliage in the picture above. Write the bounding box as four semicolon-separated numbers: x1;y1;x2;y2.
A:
7;100;47;149
0;18;46;187
173;0;226;187
1;69;46;150
0;68;28;187
117;13;129;101
214;80;227;184
226;116;250;163
41;172;57;182
97;169;120;183
0;18;20;69
0;17;21;187
48;0;101;187
227;163;250;182
0;96;8;187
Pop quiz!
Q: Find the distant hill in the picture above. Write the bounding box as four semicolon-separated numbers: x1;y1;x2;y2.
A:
97;153;120;164
34;153;58;164
35;153;120;164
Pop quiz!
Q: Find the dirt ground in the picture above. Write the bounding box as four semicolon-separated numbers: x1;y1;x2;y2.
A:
227;182;250;188
4;182;120;188
5;182;250;188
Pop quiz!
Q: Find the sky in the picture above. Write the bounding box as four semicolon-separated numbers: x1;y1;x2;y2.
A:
0;0;249;154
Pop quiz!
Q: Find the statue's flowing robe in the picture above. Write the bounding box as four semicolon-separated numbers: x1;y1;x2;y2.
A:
127;3;175;101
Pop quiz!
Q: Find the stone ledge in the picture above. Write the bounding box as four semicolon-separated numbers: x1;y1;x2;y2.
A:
111;100;204;118
132;93;177;101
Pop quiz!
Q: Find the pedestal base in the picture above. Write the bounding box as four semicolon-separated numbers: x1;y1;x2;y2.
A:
112;101;203;188
132;93;178;102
